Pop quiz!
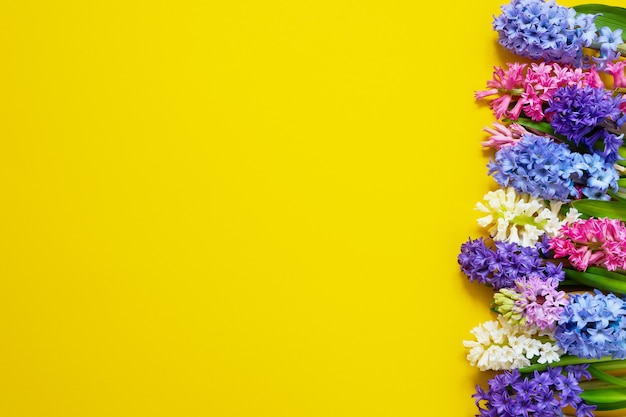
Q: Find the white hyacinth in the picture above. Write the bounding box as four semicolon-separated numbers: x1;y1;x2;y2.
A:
463;315;562;371
475;187;580;247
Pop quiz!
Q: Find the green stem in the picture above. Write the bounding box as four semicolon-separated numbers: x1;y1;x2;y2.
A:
594;361;626;372
585;266;626;282
557;278;591;289
609;190;626;202
518;355;616;373
565;269;626;294
579;362;626;389
494;211;546;228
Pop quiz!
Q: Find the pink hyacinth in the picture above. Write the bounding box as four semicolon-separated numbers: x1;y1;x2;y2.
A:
475;62;603;122
481;122;528;149
606;61;626;89
475;63;526;119
605;61;626;113
514;276;568;330
549;218;626;271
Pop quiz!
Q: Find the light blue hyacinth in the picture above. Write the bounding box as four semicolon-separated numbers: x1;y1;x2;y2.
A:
488;134;619;202
493;0;624;68
555;291;626;359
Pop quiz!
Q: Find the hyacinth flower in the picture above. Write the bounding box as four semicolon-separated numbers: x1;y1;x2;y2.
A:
475;61;602;122
546;217;626;297
493;0;625;68
473;365;596;417
492;276;568;330
475;186;580;247
546;85;626;164
555;290;626;360
481;122;528;150
464;315;562;371
458;236;564;290
488;133;620;201
606;60;626;90
512;357;626;414
469;290;626;413
550;217;626;272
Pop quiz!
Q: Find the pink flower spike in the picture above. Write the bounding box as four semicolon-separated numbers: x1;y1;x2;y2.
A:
504;63;527;89
486;63;526;90
606;61;626;88
510;123;527;137
586;65;605;89
507;97;526;120
550;63;569;80
549;218;626;271
529;62;553;78
481;122;527;149
490;95;513;120
521;85;544;121
475;88;499;100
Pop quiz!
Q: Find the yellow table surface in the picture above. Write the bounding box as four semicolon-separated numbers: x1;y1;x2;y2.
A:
0;0;623;416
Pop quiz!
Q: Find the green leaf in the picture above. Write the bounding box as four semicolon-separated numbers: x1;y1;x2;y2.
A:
580;388;626;410
514;117;555;136
586;266;626;282
574;4;626;32
581;387;626;404
571;200;626;220
589;365;626;388
565;268;626;294
593;399;626;411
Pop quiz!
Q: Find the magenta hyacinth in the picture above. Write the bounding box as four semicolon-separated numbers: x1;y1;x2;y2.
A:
549;218;626;271
475;62;602;121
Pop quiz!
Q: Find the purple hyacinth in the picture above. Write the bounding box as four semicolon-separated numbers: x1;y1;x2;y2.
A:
555;290;626;359
546;85;625;164
473;365;594;417
488;133;619;201
458;237;564;290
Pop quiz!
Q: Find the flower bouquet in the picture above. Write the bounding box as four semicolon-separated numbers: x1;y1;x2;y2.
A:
459;0;626;416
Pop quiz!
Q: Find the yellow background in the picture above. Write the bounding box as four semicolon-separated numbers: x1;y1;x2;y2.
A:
0;0;619;416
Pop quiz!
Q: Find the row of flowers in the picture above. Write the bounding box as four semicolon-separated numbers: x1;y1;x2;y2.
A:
459;1;626;416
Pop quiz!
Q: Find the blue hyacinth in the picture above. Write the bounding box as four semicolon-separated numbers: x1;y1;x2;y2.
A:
488;134;577;201
493;0;623;68
488;134;619;201
555;291;626;360
576;152;621;200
